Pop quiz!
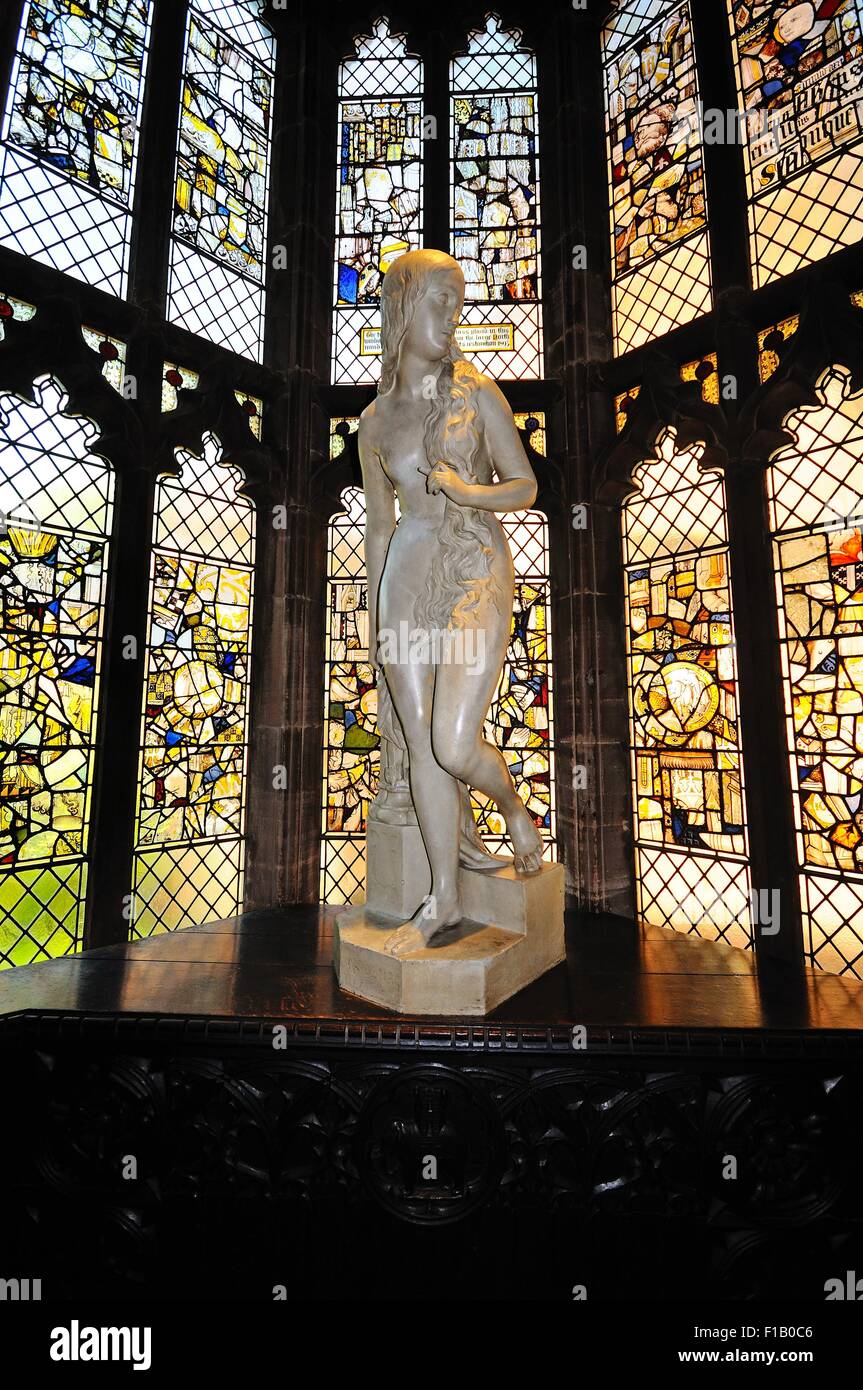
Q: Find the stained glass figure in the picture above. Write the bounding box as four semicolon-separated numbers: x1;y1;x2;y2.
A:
768;363;863;976
0;376;114;967
332;18;423;386
131;431;255;937
320;417;556;904
728;0;863;287
450;14;543;379
603;0;712;355
622;427;752;946
0;0;153;296
167;0;274;363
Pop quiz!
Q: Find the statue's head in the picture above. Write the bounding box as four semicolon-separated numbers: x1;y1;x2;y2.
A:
379;249;465;394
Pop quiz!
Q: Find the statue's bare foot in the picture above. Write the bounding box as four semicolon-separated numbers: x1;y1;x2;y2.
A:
383;899;462;956
507;802;543;875
459;833;503;873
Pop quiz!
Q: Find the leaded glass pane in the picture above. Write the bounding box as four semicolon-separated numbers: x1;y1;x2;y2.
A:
332;19;423;386
131;433;255;937
603;0;712;355
450;14;543;380
0;0;153;296
768;364;863;976
728;0;863;287
622;428;752;947
167;0;275;362
0;376;114;967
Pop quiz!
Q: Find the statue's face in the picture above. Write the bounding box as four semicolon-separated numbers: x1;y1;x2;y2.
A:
402;268;464;360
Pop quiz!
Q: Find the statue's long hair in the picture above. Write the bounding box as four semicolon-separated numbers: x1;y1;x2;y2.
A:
379;249;504;630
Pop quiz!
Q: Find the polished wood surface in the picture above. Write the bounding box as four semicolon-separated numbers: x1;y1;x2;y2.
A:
1;908;862;1035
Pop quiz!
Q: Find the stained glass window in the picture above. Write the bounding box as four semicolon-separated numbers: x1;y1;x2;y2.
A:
320;416;556;905
622;427;752;946
0;0;153;296
162;362;200;412
0;376;114;967
450;14;543;380
167;0;274;363
729;0;863;288
131;432;255;937
321;475;377;904
82;327;127;394
332;18;423;386
768;364;863;976
603;0;712;356
758;314;800;382
0;293;35;340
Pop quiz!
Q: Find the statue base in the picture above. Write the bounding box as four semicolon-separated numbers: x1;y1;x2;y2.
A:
334;860;565;1016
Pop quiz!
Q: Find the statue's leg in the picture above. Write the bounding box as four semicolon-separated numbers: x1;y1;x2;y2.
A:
431;616;543;875
381;653;464;951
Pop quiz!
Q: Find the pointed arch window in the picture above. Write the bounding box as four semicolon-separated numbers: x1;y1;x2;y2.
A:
768;365;863;977
321;478;377;904
622;428;752;946
131;433;256;938
728;0;863;288
332;17;424;386
167;0;275;362
450;13;543;380
602;0;712;355
0;376;115;967
0;0;154;296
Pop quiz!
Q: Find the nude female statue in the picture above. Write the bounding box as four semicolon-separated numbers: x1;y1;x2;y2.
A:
359;248;543;956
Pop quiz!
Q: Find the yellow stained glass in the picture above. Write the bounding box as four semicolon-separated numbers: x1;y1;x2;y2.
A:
622;427;753;946
768;363;863;976
131;432;255;938
728;0;863;287
0;375;114;968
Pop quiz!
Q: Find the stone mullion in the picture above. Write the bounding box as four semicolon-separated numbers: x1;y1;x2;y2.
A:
85;342;162;949
127;0;187;317
540;5;633;915
241;2;336;907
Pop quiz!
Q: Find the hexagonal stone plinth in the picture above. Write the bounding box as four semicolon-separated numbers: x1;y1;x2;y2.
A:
334;862;565;1016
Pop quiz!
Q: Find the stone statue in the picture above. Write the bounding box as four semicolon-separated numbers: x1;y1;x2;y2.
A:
359;248;544;957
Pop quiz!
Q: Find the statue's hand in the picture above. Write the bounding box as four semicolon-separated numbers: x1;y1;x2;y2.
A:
423;461;472;505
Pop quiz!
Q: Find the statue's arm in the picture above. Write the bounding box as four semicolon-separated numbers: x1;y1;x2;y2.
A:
359;410;396;664
426;378;537;513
